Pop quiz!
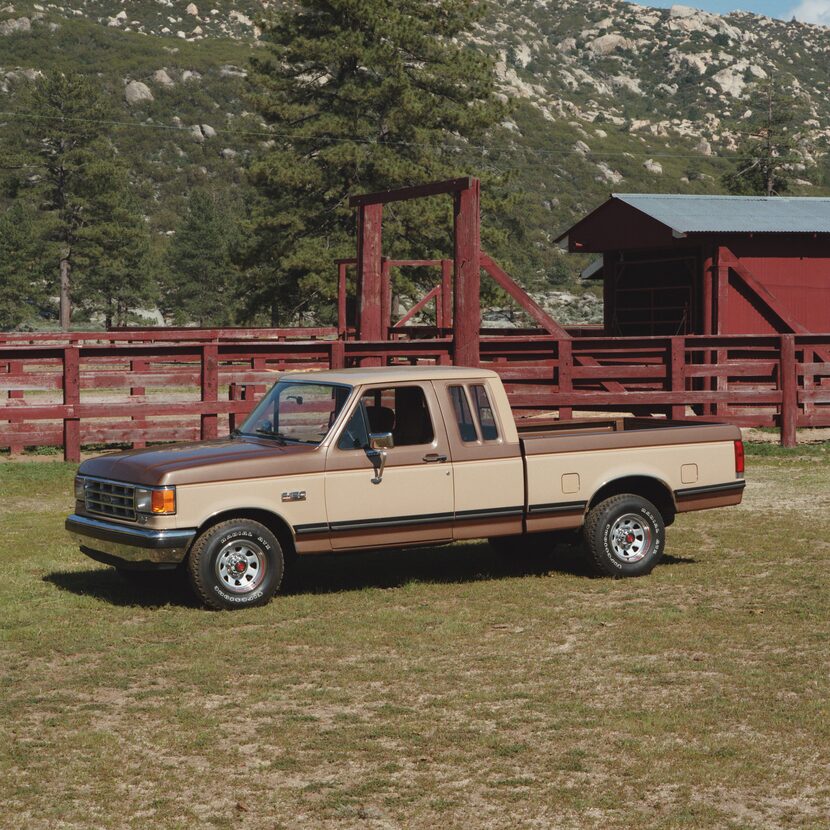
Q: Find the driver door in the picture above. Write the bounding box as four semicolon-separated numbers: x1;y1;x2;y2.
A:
324;382;454;549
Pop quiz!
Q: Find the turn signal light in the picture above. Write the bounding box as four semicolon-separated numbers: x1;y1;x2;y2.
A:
734;440;745;477
151;488;176;514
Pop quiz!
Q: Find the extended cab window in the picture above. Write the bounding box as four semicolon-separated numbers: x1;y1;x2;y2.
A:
471;385;499;441
338;385;434;449
449;386;478;442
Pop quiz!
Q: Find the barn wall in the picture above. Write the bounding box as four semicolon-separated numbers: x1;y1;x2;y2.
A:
721;237;830;335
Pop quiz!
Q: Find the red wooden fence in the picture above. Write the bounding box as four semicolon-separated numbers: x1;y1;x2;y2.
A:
2;331;829;460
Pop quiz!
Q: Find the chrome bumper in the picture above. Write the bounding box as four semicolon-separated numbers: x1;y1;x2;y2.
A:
66;514;197;568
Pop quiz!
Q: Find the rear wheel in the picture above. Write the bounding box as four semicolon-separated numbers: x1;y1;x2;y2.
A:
187;519;285;610
583;494;665;577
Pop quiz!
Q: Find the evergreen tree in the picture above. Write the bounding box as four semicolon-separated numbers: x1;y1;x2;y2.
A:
242;0;506;325
162;189;240;326
73;171;155;329
0;203;49;330
11;71;155;328
721;81;809;197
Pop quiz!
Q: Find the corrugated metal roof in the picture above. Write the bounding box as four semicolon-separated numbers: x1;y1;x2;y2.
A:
612;194;830;234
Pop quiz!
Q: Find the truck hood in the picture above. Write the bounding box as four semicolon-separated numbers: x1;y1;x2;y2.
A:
78;437;324;486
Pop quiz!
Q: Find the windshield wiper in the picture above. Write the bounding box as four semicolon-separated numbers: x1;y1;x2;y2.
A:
252;428;288;444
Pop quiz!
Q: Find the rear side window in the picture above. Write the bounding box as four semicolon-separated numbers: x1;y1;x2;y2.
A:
449;386;478;442
471;385;499;441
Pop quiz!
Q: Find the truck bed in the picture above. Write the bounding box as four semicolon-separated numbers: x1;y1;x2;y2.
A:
517;416;738;451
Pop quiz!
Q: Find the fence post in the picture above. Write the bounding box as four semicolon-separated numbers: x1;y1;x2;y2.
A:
130;358;148;449
440;258;452;331
63;346;81;463
780;334;797;448
201;344;219;440
337;261;348;338
669;337;686;420
558;338;573;420
7;360;23;456
330;339;345;370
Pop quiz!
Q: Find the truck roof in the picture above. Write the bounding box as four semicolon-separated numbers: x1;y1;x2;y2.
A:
285;365;500;385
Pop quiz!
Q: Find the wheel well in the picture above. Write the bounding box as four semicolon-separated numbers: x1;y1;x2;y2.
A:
588;476;676;526
194;509;296;557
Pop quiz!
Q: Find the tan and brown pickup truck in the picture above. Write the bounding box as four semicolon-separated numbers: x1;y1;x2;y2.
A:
66;366;745;609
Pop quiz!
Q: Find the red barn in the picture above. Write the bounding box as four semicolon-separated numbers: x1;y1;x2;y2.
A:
556;194;830;337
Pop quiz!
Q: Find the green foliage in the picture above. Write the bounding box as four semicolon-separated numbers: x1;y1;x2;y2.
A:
0;203;50;329
162;188;240;325
6;70;155;327
241;0;507;324
721;81;810;197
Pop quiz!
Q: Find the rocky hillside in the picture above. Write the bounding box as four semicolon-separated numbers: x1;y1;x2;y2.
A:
2;0;830;301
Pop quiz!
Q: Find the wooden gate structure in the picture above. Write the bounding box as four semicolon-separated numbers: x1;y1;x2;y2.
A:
2;177;830;460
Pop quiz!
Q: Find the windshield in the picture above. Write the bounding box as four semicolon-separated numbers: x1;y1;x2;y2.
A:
239;381;352;445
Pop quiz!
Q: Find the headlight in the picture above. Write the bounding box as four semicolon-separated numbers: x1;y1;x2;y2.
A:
134;487;176;515
74;476;86;501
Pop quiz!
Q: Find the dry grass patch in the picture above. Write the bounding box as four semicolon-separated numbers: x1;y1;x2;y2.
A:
0;453;828;829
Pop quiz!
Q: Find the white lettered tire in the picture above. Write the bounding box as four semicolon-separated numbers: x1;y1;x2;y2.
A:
187;519;284;610
583;494;665;577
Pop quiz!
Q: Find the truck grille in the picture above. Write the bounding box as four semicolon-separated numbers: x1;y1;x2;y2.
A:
85;479;136;521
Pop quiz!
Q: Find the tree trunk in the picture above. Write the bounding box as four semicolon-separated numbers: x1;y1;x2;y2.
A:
59;255;71;331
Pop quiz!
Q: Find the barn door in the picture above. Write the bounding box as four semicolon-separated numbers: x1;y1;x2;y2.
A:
611;252;697;336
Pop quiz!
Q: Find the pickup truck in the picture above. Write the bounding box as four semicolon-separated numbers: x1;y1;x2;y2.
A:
66;366;746;609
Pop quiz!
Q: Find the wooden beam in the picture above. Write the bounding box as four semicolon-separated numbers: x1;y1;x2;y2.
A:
393;286;441;328
480;254;571;339
63;346;80;463
357;204;383;363
441;258;452;330
337;261;349;338
350;177;474;207
780;333;797;447
453;179;480;366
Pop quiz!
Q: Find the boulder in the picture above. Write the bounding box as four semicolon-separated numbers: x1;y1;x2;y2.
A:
0;16;30;35
200;123;216;138
643;159;663;175
124;80;153;105
185;3;198;15
152;69;174;87
587;34;633;56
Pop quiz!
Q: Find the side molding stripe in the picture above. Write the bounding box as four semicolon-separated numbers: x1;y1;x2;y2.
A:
527;500;587;515
675;480;746;499
295;505;524;535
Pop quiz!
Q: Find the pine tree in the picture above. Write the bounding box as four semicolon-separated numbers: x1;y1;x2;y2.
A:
721;81;809;197
10;71;155;328
73;172;155;329
162;189;239;326
242;0;507;325
0;203;49;330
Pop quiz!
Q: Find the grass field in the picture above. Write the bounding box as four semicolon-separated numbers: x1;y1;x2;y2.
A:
1;449;828;829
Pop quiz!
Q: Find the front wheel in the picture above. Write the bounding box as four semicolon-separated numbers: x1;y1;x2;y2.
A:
187;519;285;610
583;494;665;577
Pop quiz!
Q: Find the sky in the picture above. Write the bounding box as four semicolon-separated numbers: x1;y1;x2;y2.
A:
644;0;830;25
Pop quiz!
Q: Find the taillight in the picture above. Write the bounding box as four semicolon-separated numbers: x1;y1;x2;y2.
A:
734;440;745;477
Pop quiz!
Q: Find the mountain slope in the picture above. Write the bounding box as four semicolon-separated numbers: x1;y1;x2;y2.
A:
1;0;829;300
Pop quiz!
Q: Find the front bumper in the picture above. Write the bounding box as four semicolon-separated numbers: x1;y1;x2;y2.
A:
66;514;197;570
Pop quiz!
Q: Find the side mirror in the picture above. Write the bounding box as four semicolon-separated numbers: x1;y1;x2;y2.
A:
369;432;394;450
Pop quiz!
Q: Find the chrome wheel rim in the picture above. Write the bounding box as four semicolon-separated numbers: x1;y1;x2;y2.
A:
609;514;652;563
215;539;267;594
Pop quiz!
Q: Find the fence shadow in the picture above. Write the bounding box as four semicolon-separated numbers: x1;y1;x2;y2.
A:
44;540;602;608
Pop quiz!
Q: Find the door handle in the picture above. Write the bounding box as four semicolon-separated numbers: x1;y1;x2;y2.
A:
422;453;448;463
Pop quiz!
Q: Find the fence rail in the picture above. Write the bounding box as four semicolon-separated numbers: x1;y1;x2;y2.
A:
2;332;829;459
